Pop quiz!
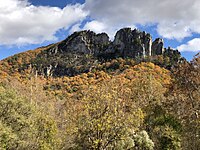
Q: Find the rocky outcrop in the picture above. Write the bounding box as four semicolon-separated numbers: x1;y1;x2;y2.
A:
53;30;110;55
109;28;153;58
46;28;179;60
164;47;181;61
49;28;175;59
152;38;164;56
32;28;182;77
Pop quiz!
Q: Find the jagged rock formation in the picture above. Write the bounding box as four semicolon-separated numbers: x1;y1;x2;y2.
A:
110;28;152;58
47;28;172;59
152;38;164;56
30;28;181;77
49;31;110;55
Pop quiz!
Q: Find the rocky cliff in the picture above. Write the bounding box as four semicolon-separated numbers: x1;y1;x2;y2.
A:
15;28;182;77
45;28;179;58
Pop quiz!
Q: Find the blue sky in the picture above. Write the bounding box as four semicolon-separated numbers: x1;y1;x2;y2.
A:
0;0;200;61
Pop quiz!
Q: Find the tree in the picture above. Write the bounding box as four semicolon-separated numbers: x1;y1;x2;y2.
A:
167;53;200;149
74;82;139;149
65;79;154;150
0;85;60;150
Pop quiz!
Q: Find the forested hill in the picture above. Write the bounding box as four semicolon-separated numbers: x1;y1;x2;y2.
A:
0;28;182;78
0;29;199;150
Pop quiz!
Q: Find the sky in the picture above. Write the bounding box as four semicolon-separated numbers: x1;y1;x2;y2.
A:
0;0;200;61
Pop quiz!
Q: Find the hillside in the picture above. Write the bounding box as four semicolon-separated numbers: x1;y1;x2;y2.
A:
0;29;199;150
0;28;182;79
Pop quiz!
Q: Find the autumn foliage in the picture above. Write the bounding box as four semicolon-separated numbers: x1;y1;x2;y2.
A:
0;52;199;149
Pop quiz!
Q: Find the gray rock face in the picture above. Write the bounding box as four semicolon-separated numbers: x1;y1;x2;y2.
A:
33;28;182;77
57;30;110;55
111;28;152;58
46;28;178;59
152;38;164;56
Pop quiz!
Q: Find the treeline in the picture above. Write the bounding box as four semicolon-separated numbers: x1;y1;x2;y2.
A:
0;54;199;150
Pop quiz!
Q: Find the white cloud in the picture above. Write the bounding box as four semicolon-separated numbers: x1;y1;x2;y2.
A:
69;23;82;34
157;21;192;40
84;0;200;40
70;21;110;36
0;0;88;45
84;21;107;33
177;38;200;52
83;20;119;39
2;0;200;46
